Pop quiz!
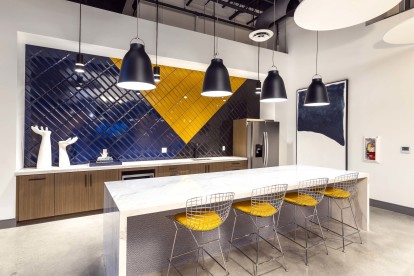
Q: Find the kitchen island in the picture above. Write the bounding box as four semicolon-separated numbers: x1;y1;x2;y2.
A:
104;165;369;276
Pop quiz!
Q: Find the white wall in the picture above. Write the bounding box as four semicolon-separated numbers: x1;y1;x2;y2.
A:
285;10;414;208
0;0;288;220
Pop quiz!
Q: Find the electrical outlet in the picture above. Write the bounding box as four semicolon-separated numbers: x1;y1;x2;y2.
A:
401;146;410;154
162;147;168;153
222;146;226;151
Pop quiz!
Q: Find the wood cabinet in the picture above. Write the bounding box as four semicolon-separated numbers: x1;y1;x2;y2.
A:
17;174;55;221
224;160;248;171
54;170;119;216
55;172;89;216
89;170;119;210
16;159;247;221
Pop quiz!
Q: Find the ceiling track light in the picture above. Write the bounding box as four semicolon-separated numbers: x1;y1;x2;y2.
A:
260;0;287;103
304;31;329;107
117;0;155;91
201;0;232;97
75;0;85;74
153;0;161;83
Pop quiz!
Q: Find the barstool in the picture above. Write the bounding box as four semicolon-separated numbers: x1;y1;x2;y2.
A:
229;184;288;275
167;192;235;276
280;178;329;265
319;173;362;252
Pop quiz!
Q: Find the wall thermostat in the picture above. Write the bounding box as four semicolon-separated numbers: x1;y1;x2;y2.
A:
401;146;410;154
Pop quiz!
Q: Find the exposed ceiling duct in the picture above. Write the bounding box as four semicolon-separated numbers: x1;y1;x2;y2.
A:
249;0;299;42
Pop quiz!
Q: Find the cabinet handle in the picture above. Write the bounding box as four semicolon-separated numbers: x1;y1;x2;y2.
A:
90;174;92;187
84;174;87;187
28;177;46;181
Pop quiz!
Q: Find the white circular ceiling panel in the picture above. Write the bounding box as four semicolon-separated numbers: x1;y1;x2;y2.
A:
384;17;414;44
294;0;402;31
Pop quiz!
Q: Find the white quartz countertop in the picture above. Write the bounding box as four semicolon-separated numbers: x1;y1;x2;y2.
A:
105;165;368;218
15;156;247;176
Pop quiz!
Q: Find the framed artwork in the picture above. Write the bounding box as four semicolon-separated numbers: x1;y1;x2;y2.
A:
364;137;380;163
296;80;348;170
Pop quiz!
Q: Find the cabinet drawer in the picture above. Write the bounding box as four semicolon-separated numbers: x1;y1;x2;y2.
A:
224;160;248;171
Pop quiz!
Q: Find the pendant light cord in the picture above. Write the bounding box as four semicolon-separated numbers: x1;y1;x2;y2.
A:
78;0;82;54
213;0;219;58
257;44;260;81
315;31;319;76
155;0;159;65
271;0;276;69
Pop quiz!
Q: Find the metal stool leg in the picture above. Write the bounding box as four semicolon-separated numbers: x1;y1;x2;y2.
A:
217;227;229;275
255;217;259;276
167;225;179;276
315;207;328;255
340;206;345;252
273;213;288;271
348;198;363;244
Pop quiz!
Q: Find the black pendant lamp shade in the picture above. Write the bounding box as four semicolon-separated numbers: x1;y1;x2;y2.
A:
201;58;232;97
153;66;161;83
304;31;329;106
260;69;287;102
304;77;329;106
117;42;155;91
255;80;262;94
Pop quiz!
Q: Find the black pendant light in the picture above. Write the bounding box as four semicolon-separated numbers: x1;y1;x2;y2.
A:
74;0;85;74
117;0;155;91
255;44;261;94
260;0;287;103
201;0;232;97
153;0;161;83
304;31;329;106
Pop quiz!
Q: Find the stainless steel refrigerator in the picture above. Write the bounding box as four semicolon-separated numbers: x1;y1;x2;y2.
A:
233;119;279;169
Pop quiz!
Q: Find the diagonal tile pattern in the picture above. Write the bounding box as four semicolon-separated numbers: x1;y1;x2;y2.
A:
112;58;246;143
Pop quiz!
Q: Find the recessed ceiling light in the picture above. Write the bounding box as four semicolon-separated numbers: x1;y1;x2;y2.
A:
294;0;402;31
384;17;414;45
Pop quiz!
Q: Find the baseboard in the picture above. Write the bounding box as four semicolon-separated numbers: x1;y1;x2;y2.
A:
0;219;17;230
370;199;414;217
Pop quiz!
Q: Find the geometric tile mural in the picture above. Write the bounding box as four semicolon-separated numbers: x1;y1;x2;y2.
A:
112;59;246;143
24;45;259;167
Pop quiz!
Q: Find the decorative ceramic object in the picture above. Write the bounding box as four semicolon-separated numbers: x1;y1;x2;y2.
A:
58;137;78;168
31;126;52;169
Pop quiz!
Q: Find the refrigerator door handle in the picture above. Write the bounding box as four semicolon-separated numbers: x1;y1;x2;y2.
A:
265;131;269;167
262;132;266;166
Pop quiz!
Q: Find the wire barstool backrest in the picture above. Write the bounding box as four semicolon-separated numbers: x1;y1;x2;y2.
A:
251;184;288;216
186;192;235;231
298;178;329;204
334;172;359;196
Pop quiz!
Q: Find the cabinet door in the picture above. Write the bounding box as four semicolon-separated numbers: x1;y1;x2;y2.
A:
158;165;191;177
17;174;55;221
206;162;225;173
88;170;119;211
55;172;89;216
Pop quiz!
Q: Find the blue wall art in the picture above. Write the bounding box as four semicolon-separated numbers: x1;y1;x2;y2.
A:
296;80;348;169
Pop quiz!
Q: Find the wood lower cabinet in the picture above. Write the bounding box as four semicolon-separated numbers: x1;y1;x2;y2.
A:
17;174;55;221
55;172;89;216
89;170;119;210
157;164;205;177
206;162;225;173
224;160;248;171
54;170;119;216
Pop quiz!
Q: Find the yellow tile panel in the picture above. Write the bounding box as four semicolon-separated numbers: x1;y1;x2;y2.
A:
111;58;246;143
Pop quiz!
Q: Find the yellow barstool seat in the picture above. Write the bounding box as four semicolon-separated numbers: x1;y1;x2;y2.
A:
322;187;351;199
233;200;277;217
284;192;318;207
174;211;222;231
